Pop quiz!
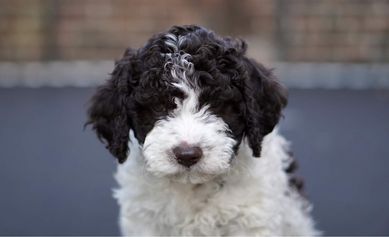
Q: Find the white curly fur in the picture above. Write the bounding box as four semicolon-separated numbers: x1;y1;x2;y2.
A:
141;89;236;184
114;130;319;236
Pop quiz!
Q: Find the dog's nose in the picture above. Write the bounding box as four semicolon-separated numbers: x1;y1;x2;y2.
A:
173;144;203;167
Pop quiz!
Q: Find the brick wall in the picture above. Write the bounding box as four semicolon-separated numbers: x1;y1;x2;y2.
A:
278;0;389;62
0;0;388;62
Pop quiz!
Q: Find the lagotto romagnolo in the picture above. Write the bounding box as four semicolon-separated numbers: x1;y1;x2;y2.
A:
87;25;319;236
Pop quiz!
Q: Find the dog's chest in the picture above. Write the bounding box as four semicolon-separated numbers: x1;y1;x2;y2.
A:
132;180;263;236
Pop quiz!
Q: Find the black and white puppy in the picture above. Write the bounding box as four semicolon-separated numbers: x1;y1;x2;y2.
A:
87;25;318;236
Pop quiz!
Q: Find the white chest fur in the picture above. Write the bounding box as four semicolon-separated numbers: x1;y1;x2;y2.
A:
113;131;318;236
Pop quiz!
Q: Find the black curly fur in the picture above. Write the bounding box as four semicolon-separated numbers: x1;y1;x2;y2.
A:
243;59;288;157
86;25;287;163
284;151;305;194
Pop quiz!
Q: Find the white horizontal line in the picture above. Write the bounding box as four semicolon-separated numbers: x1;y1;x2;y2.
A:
1;61;388;89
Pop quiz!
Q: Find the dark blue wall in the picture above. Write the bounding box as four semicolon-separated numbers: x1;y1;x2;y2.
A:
0;88;388;235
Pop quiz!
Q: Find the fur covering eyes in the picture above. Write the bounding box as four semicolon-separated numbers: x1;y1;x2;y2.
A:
86;25;287;163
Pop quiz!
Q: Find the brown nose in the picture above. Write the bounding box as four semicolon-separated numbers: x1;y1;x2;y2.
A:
173;144;203;167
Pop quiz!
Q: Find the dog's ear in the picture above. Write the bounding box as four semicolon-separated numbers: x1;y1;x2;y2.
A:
243;58;287;157
86;49;136;163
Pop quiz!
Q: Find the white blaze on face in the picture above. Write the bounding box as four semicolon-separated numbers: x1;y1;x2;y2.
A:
142;34;236;184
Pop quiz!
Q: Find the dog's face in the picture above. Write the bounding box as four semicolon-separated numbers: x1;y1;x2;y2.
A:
87;25;287;183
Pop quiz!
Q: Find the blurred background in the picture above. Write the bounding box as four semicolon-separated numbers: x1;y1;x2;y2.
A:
0;0;388;235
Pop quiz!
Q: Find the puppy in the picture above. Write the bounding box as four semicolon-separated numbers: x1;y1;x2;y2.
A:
87;25;319;236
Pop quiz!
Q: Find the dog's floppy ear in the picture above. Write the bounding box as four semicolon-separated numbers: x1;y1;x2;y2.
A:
86;49;136;163
243;58;287;157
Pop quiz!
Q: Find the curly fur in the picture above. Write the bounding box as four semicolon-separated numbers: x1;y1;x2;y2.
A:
87;25;318;235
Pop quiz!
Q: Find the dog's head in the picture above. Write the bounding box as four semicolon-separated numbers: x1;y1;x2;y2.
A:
87;25;287;183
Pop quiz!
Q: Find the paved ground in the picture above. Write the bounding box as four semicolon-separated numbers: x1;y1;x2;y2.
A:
0;88;388;235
